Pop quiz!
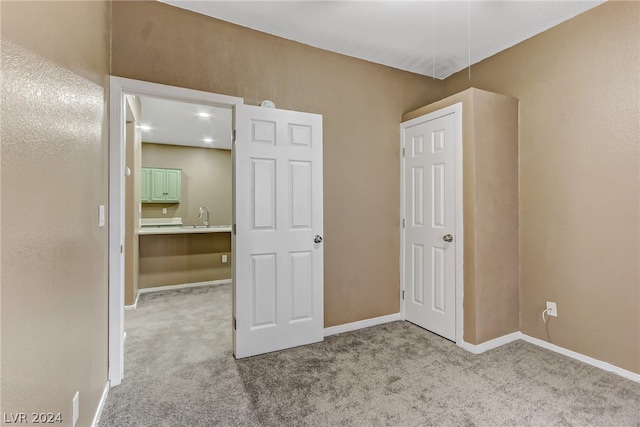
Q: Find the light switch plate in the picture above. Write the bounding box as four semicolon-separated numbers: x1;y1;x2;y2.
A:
98;205;105;228
72;391;79;426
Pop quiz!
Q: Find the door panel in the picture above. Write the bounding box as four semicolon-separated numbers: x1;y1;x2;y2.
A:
234;105;323;358
403;112;456;341
164;169;181;202
150;168;165;201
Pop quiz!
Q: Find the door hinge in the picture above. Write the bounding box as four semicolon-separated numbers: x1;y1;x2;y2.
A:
402;147;406;157
402;290;405;300
232;129;236;143
233;317;237;330
402;219;406;228
120;245;123;254
233;224;237;235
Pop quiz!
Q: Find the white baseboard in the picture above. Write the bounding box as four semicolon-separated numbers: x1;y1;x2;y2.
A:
91;381;110;427
458;330;639;383
125;280;231;310
520;333;640;383
324;313;401;337
138;279;232;296
124;291;140;310
462;331;522;354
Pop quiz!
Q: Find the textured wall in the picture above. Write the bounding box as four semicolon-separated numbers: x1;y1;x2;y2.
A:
1;1;111;424
444;1;639;373
111;1;443;327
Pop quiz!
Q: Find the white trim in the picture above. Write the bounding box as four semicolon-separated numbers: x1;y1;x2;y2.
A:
462;332;522;354
108;76;126;387
520;334;640;383
399;128;406;321
324;313;401;337
399;103;464;347
124;280;232;310
91;381;110;427
108;76;243;387
457;330;640;382
124;291;140;310
452;103;464;348
138;279;232;295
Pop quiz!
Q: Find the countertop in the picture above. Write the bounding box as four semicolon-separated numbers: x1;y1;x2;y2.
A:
138;225;232;235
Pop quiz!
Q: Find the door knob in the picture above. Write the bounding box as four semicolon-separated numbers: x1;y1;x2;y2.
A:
443;234;453;243
313;235;323;244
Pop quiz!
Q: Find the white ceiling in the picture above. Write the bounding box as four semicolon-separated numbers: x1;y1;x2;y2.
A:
162;0;604;79
144;0;604;148
139;96;233;149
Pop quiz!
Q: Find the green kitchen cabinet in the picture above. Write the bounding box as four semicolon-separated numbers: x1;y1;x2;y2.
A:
141;167;181;203
141;167;152;202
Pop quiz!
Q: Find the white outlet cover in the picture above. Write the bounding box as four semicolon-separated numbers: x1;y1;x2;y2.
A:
546;301;558;317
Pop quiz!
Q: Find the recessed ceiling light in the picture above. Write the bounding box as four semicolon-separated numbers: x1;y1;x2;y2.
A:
138;125;152;131
197;112;211;118
203;138;214;143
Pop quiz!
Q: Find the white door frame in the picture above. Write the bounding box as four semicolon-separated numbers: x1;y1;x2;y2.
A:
399;102;464;347
108;76;243;386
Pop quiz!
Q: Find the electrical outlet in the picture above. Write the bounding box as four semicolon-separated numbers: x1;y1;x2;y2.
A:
72;391;79;427
162;208;167;214
222;254;228;263
546;301;558;317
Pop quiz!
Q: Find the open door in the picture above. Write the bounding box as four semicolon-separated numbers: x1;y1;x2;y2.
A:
233;104;324;358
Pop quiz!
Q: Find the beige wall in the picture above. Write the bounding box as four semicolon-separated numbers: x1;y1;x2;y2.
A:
111;1;443;327
138;233;232;289
443;1;639;373
1;1;111;425
3;7;633;425
141;143;232;226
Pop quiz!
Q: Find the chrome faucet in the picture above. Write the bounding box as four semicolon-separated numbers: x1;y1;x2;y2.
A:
198;206;210;227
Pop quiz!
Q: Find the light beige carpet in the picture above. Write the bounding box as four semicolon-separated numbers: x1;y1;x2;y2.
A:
99;285;639;426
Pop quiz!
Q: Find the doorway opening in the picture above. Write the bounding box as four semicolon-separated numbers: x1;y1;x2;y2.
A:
110;77;325;386
109;76;243;386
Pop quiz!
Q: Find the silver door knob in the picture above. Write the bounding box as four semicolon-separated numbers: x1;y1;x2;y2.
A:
443;234;453;243
313;235;323;244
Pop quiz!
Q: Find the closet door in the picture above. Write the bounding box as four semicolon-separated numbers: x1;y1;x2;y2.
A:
402;109;457;341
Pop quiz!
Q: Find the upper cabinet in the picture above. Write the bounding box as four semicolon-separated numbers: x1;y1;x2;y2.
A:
141;168;152;203
141;167;181;203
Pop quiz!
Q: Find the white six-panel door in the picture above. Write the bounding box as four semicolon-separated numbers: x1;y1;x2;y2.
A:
233;104;323;358
402;110;457;341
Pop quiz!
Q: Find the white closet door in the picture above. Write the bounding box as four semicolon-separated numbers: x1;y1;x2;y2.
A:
403;111;457;341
